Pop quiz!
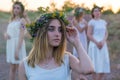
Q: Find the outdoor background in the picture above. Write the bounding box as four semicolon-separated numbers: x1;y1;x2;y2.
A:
0;0;120;80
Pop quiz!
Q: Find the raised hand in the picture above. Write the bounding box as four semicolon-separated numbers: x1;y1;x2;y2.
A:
66;27;80;47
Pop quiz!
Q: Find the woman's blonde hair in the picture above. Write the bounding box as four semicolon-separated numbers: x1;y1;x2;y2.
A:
27;18;66;67
11;1;25;21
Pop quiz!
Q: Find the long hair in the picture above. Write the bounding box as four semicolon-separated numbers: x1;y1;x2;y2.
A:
11;1;25;21
27;18;66;67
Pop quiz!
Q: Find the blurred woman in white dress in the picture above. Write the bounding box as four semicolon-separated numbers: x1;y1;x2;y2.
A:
72;7;88;80
4;1;30;80
87;6;110;80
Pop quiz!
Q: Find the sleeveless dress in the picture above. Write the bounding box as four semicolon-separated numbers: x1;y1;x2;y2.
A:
6;20;26;64
88;19;110;73
73;19;88;57
23;54;71;80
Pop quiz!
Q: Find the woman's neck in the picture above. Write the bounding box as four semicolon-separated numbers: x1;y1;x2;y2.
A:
94;17;100;20
14;16;20;21
77;17;83;23
46;46;53;59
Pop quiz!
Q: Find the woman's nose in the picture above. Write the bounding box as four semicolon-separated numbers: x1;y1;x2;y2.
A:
54;30;60;36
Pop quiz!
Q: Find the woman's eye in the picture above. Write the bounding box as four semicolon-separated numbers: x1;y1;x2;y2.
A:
58;28;62;32
17;7;20;10
48;27;54;32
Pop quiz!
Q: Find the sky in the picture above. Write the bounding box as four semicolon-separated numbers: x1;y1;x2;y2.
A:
0;0;120;13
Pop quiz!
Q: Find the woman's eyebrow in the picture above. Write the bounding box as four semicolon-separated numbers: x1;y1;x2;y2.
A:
48;26;61;28
48;26;55;28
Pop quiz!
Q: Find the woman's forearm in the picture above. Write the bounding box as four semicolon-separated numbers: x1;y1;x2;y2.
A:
74;41;94;74
103;30;108;42
88;34;98;44
16;31;24;53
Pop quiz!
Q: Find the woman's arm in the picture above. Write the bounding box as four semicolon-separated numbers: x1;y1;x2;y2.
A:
87;25;98;44
69;41;94;74
23;11;31;24
73;18;85;32
15;18;26;60
84;20;88;33
4;23;11;40
4;32;10;40
66;27;94;74
103;28;108;42
18;61;27;80
100;26;108;48
23;12;32;39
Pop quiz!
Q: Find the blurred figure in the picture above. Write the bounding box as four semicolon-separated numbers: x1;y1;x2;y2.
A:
72;7;88;55
72;7;88;80
4;1;30;80
87;6;110;80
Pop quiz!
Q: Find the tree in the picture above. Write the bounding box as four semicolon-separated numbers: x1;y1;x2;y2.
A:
103;9;114;14
62;0;77;13
11;0;19;3
37;7;50;14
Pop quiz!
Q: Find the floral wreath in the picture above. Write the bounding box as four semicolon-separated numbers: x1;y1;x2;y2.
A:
74;8;84;16
26;11;69;38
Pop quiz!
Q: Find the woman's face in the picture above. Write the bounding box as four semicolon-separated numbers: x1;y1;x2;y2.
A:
79;13;84;20
93;8;101;18
13;4;22;16
47;19;62;47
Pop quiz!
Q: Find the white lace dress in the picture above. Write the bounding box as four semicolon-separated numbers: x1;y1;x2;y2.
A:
6;20;26;64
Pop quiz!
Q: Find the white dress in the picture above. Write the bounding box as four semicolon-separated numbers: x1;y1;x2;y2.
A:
88;19;110;73
23;54;71;80
73;19;87;57
6;20;26;64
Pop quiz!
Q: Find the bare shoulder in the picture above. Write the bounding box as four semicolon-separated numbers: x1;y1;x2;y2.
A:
65;51;79;62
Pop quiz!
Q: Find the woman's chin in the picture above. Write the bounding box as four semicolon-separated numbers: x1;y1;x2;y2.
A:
52;43;60;47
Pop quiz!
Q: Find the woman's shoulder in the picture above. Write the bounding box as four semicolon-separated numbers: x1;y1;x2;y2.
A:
99;19;107;25
100;19;107;22
88;19;95;26
88;19;95;23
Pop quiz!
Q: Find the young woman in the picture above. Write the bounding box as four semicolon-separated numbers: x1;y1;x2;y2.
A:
73;7;88;54
4;1;30;80
18;12;94;80
87;7;110;80
71;7;88;80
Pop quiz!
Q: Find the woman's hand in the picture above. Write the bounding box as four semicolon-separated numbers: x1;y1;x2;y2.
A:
23;11;28;18
96;40;105;49
66;27;80;47
15;50;19;60
4;33;10;40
